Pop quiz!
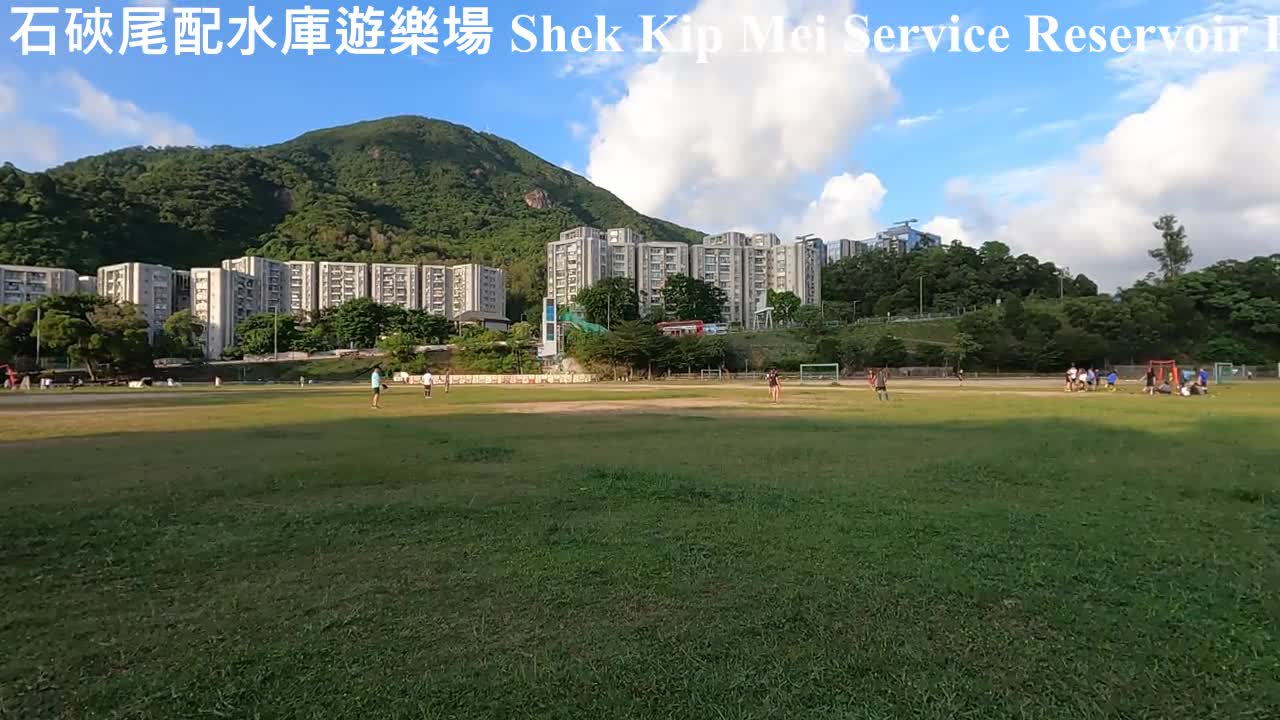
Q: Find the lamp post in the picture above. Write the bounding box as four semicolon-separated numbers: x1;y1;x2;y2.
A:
919;276;924;317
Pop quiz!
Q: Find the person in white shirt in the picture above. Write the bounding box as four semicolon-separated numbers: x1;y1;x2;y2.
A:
422;370;434;399
1066;365;1078;392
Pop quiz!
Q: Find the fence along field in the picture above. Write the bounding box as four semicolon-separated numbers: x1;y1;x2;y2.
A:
2;381;1278;719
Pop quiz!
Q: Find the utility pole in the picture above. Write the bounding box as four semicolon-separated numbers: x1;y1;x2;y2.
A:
35;305;41;368
606;292;612;328
919;277;924;317
273;305;279;360
851;300;860;321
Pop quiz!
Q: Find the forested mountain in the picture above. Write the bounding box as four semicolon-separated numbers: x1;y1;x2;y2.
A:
0;116;700;319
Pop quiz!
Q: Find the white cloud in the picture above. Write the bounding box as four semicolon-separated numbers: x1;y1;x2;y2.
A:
57;70;197;147
945;64;1280;290
586;0;895;232
567;120;588;140
0;78;16;116
1106;0;1280;99
0;123;59;168
783;172;885;241
921;216;970;244
558;34;642;78
896;111;939;128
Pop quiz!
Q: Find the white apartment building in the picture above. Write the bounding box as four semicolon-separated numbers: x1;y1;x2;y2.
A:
318;261;369;310
0;265;79;306
546;226;610;308
371;263;422;311
77;275;97;295
223;256;289;312
452;264;507;324
691;233;750;325
636;242;689;315
286;261;318;317
747;234;781;322
96;262;174;335
190;267;258;360
771;238;824;307
607;228;643;281
421;264;454;318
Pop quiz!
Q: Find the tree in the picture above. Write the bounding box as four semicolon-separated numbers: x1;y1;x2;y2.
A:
1001;295;1027;340
85;302;152;377
1150;214;1193;282
767;289;802;325
235;313;299;356
574;277;639;328
378;331;419;369
332;298;384;348
867;334;908;367
948;332;982;369
389;310;451;344
507;321;535;373
661;274;726;323
158;310;205;360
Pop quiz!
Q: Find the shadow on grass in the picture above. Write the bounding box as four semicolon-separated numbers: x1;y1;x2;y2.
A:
2;411;1278;719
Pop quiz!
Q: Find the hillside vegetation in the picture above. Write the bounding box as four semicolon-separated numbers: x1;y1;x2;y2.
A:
0;116;700;319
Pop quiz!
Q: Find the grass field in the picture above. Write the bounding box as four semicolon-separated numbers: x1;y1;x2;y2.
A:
3;381;1279;719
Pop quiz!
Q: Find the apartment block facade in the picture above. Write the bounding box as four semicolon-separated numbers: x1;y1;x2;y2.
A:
421;264;454;318
172;270;191;314
371;263;422;311
636;241;689;315
318;261;369;310
546;226;610;308
223;256;289;312
77;275;97;295
286;261;319;316
96;262;174;335
692;233;751;325
451;264;507;323
0;264;79;306
772;238;824;306
190;267;258;360
747;234;781;320
607;228;643;281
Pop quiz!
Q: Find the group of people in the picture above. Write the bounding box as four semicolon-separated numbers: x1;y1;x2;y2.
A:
1064;365;1118;393
369;365;451;409
764;367;891;403
1143;366;1210;397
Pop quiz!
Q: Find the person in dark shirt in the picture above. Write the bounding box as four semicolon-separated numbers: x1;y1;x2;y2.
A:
875;367;889;402
766;368;781;404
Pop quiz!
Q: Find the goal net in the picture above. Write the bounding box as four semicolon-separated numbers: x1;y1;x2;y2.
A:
799;363;840;384
699;368;723;381
1214;362;1238;384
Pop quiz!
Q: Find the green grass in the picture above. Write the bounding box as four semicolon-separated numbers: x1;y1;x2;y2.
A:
3;383;1279;719
848;318;959;346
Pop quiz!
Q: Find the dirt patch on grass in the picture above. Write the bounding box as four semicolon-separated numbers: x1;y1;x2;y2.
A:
490;397;753;415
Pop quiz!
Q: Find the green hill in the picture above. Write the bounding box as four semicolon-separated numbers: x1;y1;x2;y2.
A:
0;116;701;319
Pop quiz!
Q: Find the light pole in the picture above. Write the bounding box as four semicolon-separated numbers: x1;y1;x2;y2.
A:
919;276;924;317
273;305;279;360
35;304;41;368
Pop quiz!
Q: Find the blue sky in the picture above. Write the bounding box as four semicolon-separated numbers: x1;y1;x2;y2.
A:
2;0;1277;288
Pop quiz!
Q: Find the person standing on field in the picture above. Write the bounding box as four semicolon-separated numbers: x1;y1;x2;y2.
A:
875;367;890;402
422;369;433;399
444;368;451;394
371;366;383;409
766;367;781;403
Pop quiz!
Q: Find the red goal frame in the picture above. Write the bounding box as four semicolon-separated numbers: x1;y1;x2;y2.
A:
1149;360;1181;389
